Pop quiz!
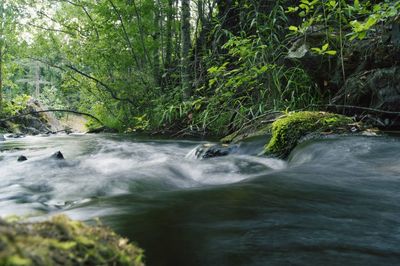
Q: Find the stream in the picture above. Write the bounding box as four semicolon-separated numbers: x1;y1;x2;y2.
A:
1;134;400;265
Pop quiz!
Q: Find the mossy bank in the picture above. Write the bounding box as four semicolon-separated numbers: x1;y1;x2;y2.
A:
265;111;355;158
0;215;144;266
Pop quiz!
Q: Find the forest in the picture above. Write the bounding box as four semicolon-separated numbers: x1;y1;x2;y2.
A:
0;0;398;136
1;1;400;265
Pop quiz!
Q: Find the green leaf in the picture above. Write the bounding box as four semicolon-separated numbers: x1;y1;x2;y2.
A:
286;6;299;13
365;16;378;29
373;4;381;12
350;20;363;32
322;43;329;51
289;25;299;32
311;47;322;53
325;50;337;55
358;31;367;40
354;0;360;9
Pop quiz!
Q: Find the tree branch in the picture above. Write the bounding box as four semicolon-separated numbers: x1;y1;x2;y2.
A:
0;109;103;125
65;64;135;104
26;57;135;105
108;0;142;70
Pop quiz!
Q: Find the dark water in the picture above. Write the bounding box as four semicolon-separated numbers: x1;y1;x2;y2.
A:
1;133;400;265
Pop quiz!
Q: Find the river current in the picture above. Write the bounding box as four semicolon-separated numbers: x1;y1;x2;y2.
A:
1;134;400;265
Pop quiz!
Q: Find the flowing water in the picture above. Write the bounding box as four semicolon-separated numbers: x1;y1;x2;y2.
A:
1;133;400;265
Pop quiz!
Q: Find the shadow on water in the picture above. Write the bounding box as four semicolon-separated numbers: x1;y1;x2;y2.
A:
1;134;400;265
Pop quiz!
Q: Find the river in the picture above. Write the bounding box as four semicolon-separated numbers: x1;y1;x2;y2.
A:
1;134;400;265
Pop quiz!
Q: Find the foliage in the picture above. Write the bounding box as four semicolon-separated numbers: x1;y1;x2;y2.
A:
2;0;396;136
265;111;354;158
38;86;67;114
1;94;31;116
287;0;400;52
150;1;322;136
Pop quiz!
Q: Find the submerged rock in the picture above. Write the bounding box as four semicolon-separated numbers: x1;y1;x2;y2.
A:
5;133;25;139
0;215;144;266
192;143;239;159
50;151;65;160
17;155;28;162
265;111;355;158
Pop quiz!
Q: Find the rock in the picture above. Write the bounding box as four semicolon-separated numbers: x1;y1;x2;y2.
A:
192;143;239;159
2;97;64;135
50;151;65;160
331;66;400;128
17;155;28;162
0;215;144;266
24;126;41;136
265;111;355;158
286;37;400;114
0;135;5;141
334;66;400;110
5;133;25;139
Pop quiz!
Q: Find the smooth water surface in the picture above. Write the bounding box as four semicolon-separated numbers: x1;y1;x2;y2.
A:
1;134;400;265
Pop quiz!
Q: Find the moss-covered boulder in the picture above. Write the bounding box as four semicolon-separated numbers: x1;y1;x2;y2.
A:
0;215;144;266
265;111;354;158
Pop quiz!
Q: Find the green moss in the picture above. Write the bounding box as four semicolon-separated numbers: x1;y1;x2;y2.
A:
265;111;354;158
0;215;144;266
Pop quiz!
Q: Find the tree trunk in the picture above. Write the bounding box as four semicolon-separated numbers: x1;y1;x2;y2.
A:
0;1;3;112
165;0;173;70
181;0;191;99
153;0;161;88
0;47;3;112
35;63;41;98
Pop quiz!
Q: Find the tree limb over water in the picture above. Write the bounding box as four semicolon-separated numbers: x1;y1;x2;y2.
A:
0;109;103;125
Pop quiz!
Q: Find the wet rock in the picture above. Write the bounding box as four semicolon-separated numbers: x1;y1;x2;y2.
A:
50;151;65;160
0;135;5;141
5;133;26;139
193;144;239;159
17;155;28;162
24;126;41;136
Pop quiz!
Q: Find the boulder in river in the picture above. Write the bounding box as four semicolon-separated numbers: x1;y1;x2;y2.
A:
0;215;144;266
192;143;239;159
265;111;355;158
5;133;25;139
17;155;28;162
0;135;5;141
50;151;65;160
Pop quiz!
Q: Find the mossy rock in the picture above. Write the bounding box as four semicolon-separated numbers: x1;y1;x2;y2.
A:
0;215;144;266
265;111;354;158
